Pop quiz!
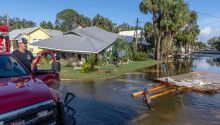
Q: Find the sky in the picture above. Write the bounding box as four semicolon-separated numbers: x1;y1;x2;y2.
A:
1;0;220;43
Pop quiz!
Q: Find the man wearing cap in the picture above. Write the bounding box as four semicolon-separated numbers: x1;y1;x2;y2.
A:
12;38;36;72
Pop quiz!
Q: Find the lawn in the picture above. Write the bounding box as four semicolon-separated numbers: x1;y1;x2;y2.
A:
38;60;159;80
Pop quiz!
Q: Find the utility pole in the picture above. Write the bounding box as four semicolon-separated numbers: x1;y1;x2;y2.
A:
135;18;139;51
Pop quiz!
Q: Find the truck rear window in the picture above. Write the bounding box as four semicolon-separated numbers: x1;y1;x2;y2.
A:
0;55;29;78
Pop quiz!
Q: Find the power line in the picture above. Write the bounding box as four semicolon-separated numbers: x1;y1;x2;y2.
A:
196;11;220;27
200;20;220;27
197;11;220;19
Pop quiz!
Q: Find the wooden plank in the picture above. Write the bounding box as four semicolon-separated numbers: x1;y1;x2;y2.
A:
132;85;167;97
149;87;184;100
148;85;167;92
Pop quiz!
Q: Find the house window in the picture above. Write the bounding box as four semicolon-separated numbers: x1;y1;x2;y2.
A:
33;39;43;43
33;39;38;43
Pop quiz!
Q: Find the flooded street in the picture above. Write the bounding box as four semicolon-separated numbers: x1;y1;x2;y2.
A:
60;55;220;125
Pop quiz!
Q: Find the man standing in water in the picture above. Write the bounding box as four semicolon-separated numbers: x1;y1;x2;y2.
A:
12;37;36;72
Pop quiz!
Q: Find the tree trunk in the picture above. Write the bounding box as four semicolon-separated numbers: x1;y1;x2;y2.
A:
152;11;159;60
160;38;163;60
156;64;160;78
180;42;183;55
186;43;189;54
184;43;187;54
155;36;161;60
168;34;174;57
166;33;174;59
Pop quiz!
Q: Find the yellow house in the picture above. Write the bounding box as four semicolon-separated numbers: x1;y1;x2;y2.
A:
9;27;62;55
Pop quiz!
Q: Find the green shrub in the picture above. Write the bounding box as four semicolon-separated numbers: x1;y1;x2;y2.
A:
63;57;79;67
80;63;91;73
97;58;107;66
80;54;97;73
132;51;148;61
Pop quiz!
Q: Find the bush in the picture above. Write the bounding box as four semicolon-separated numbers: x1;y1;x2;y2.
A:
132;51;148;61
80;63;91;73
80;54;97;73
63;57;79;67
97;58;107;66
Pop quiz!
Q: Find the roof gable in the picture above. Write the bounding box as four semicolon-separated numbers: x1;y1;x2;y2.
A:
9;27;63;40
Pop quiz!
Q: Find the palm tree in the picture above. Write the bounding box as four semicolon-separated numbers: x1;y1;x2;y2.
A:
159;0;190;58
140;0;199;60
176;11;200;54
140;0;161;60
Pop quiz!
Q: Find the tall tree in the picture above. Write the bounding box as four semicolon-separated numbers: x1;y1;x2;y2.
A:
0;15;36;31
175;11;200;54
92;14;115;32
160;0;190;58
55;9;80;32
144;22;154;50
140;0;161;60
140;0;198;60
40;21;47;28
40;21;54;29
9;17;36;31
77;15;91;27
207;37;219;48
46;21;54;29
196;42;207;50
117;23;136;32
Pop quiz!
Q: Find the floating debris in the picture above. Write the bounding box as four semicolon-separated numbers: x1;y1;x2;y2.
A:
156;72;220;93
132;72;220;110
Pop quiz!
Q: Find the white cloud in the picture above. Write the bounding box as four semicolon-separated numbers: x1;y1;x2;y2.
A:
200;27;212;36
198;27;220;42
198;17;220;43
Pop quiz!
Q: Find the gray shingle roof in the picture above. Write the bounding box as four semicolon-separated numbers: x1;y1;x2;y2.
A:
9;27;38;40
44;29;63;37
31;26;120;54
9;27;63;40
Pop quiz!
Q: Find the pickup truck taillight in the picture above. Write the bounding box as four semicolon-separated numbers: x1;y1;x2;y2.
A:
0;100;57;125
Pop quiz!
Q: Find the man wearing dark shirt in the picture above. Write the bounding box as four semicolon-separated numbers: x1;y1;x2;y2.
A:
12;38;36;72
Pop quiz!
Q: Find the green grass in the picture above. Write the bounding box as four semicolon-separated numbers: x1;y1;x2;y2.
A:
38;60;159;80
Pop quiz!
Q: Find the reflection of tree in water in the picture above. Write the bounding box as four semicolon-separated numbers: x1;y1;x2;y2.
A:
206;58;220;67
141;59;194;79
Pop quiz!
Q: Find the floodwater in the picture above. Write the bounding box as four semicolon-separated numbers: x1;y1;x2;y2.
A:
59;54;220;125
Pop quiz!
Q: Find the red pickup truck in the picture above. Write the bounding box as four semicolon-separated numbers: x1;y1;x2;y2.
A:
0;51;75;125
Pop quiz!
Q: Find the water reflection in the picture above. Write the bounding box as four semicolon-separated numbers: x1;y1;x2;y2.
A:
139;59;194;79
207;58;220;67
61;55;220;125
